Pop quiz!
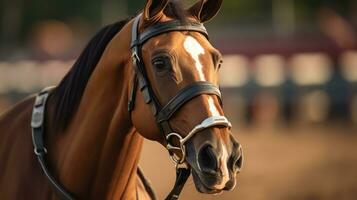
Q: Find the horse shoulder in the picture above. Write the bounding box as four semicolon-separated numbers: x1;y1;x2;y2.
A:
0;95;40;198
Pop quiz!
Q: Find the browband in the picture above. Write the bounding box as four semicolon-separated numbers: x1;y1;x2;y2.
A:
131;15;208;48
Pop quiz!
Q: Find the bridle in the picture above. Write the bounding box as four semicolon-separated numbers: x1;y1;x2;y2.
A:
30;14;232;200
128;14;232;199
129;14;231;165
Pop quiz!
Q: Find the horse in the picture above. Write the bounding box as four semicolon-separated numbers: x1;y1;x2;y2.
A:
0;0;243;199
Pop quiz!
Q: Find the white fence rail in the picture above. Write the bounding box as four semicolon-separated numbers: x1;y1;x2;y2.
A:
0;60;72;93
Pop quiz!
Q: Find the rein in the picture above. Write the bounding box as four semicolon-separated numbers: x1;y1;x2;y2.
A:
30;14;231;200
31;87;75;200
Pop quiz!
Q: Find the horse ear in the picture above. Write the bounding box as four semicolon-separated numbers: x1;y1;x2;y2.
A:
143;0;169;22
188;0;223;23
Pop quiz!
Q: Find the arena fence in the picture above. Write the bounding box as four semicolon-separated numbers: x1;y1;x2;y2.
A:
1;51;357;126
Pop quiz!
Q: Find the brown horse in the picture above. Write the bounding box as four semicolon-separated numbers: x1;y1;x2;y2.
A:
0;0;243;199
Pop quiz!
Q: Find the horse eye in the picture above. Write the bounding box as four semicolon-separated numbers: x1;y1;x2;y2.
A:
152;57;170;71
154;60;165;69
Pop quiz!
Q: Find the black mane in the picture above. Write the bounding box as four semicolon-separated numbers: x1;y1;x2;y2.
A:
51;1;187;131
51;19;129;131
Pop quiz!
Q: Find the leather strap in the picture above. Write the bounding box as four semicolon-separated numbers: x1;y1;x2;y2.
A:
156;82;222;123
31;87;75;200
31;91;49;154
138;167;157;200
128;72;138;111
131;15;161;115
165;168;191;200
131;20;208;48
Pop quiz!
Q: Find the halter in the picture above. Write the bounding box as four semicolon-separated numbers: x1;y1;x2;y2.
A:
30;14;232;200
128;14;232;199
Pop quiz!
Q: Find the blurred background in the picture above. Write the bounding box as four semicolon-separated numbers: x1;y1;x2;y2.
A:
1;0;357;199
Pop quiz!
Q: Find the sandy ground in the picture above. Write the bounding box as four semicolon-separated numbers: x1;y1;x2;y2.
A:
139;125;357;200
2;100;357;199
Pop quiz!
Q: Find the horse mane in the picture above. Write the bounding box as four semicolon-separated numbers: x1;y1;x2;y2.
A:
51;19;130;131
51;1;187;131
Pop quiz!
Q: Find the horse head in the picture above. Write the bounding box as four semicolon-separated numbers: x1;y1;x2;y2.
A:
130;0;243;194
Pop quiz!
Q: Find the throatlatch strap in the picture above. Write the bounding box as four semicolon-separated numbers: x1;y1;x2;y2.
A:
165;168;191;200
31;87;75;200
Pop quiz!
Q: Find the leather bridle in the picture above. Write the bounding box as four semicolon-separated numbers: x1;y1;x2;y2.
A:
128;14;232;199
31;14;232;200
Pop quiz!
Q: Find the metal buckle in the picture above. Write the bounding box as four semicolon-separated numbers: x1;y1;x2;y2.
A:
165;116;232;167
34;147;47;156
131;51;140;63
166;133;186;166
31;93;49;128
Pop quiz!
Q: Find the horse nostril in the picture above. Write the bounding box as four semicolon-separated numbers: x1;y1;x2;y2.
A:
235;155;243;170
198;144;218;175
235;146;243;172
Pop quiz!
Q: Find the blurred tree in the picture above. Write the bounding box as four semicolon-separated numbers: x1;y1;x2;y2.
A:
0;0;23;49
128;0;144;15
219;0;272;22
0;0;356;52
295;0;351;23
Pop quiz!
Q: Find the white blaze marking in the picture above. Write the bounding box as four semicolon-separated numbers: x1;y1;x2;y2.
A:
216;143;230;189
208;96;220;116
183;36;206;81
184;36;229;189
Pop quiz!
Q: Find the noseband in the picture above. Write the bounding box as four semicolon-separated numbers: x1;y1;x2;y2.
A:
128;15;232;199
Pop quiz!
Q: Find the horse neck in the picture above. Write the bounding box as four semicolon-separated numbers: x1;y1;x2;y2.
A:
47;21;143;199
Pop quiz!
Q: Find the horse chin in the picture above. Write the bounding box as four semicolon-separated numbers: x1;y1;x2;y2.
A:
191;170;224;195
